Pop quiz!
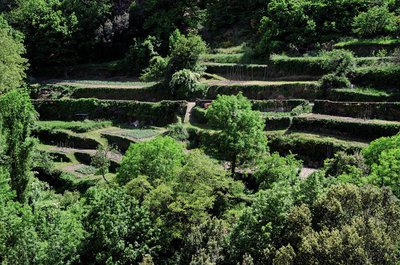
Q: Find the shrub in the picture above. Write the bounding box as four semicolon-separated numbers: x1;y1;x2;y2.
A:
165;123;189;141
319;74;351;89
352;6;398;38
319;50;355;76
140;56;169;81
170;69;205;99
122;36;160;75
167;32;207;75
392;49;400;64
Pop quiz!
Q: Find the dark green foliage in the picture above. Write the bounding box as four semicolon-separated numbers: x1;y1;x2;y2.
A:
165;123;190;142
291;115;400;141
0;15;27;92
352;5;398;38
230;182;400;264
71;84;169;101
117;137;185;185
140;56;169;81
167;31;207;76
206;83;322;101
0;89;37;201
254;153;302;190
256;0;316;56
323;151;368;178
122;36;160;75
82;186;160;264
33;99;187;126
267;132;364;167
206;93;268;174
170;69;202;98
8;0;79;68
319;50;355;76
351;65;400;89
313;100;400;121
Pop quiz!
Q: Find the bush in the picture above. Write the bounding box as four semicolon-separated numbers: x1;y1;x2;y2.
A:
319;50;355;76
313;100;400;121
170;69;206;99
140;56;169;81
352;6;398;38
122;36;160;75
351;65;400;89
167;31;207;75
319;74;351;89
165;123;189;141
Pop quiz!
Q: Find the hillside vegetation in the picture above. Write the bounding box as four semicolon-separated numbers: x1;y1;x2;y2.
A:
1;0;400;264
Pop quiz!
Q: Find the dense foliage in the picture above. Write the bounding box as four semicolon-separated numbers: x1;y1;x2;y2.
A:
2;0;400;264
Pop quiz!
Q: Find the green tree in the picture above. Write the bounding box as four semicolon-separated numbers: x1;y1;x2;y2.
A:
294;184;400;265
91;144;113;184
130;0;205;41
167;30;207;75
366;148;400;197
0;15;27;93
82;186;160;264
206;93;267;175
0;89;37;201
254;153;302;190
352;5;398;38
117;136;185;185
256;0;316;56
0;174;85;264
9;0;78;68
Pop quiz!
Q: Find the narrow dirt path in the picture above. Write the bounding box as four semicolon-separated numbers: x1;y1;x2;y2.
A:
50;82;149;89
184;102;196;123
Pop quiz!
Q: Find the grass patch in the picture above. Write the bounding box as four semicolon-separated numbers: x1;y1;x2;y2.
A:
36;120;113;133
48;79;156;87
213;44;245;54
75;165;97;176
335;38;400;47
119;129;160;139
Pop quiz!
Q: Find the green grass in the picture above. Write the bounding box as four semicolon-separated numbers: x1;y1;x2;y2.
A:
334;88;390;97
75;165;97;176
120;129;160;139
267;130;369;147
335;38;400;47
201;53;244;63
36;120;113;133
213;44;245;54
49;80;156;87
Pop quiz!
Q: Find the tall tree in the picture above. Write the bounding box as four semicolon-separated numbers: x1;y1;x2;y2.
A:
0;15;27;93
0;89;37;201
206;93;267;175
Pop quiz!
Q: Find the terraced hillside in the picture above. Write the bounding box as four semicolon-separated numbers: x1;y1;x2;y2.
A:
31;43;400;183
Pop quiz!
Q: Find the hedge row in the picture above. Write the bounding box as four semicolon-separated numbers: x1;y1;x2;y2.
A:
33;129;100;149
71;84;170;101
351;66;400;90
291;116;400;141
327;89;400;102
252;99;310;112
206;83;322;100
33;99;188;126
35;167;97;194
205;63;322;81
334;42;400;57
313;100;400;121
191;100;310;125
267;132;365;167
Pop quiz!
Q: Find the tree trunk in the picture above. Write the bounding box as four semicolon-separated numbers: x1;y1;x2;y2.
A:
231;156;237;177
